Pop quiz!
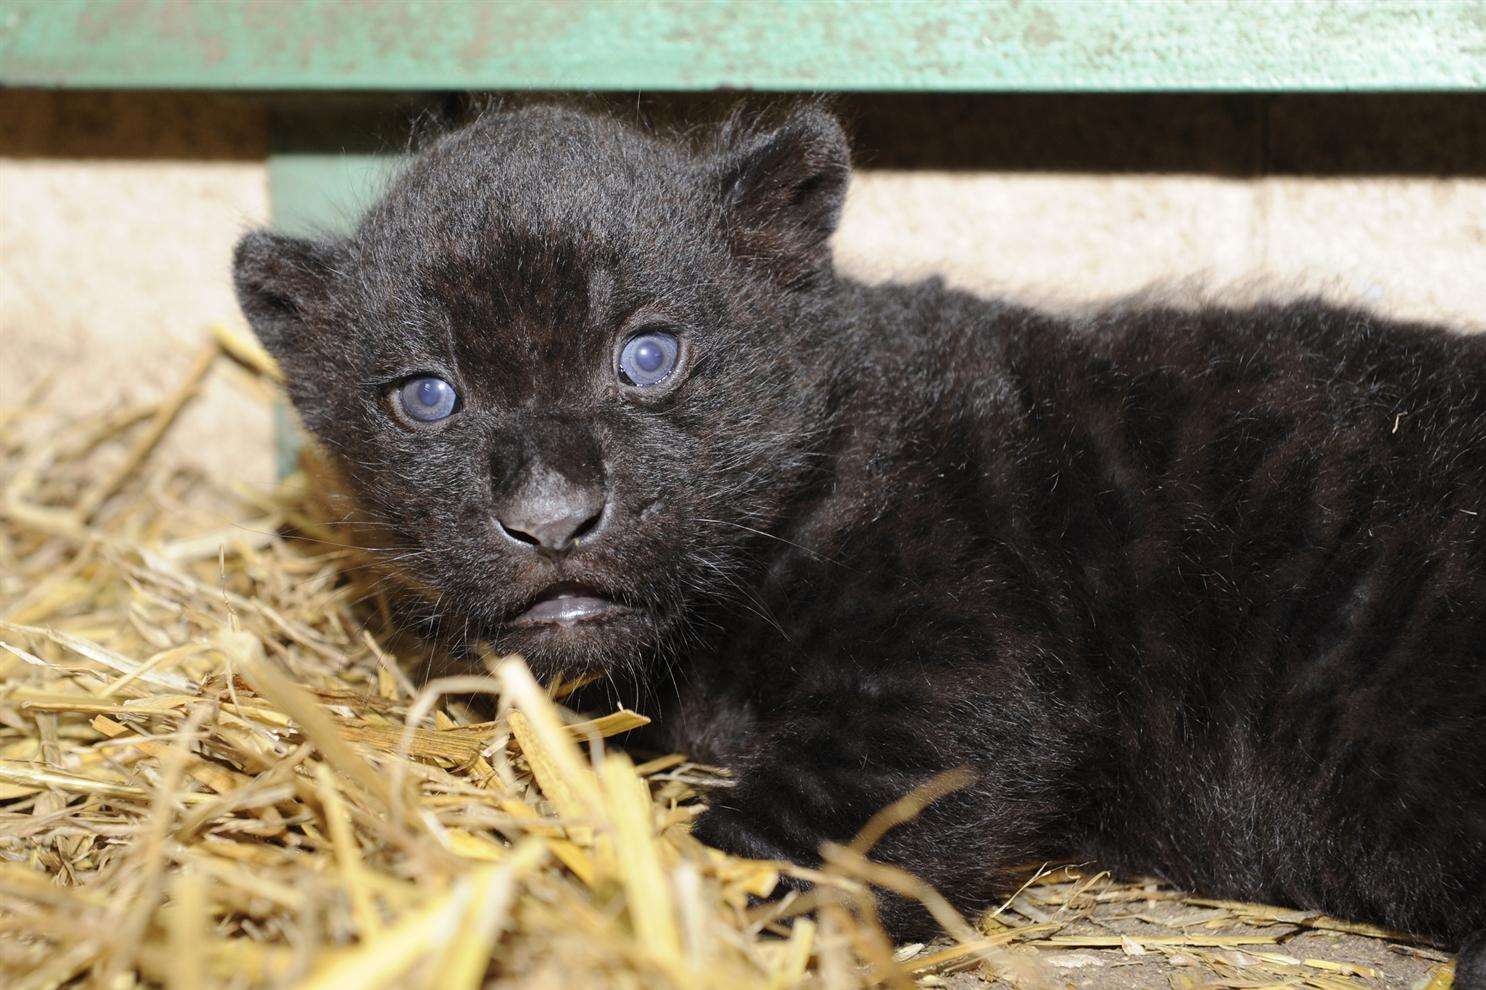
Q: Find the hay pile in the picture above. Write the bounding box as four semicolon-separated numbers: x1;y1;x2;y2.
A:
0;331;1459;989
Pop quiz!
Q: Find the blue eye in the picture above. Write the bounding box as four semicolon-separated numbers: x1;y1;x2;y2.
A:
395;376;458;423
618;331;680;387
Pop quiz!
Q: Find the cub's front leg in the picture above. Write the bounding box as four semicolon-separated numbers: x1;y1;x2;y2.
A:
689;673;1071;939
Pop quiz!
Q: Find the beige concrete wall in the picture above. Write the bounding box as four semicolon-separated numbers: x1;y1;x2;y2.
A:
3;93;1481;489
0;92;274;485
837;173;1485;328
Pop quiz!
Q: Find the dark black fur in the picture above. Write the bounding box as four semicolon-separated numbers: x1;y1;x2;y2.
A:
234;106;1486;974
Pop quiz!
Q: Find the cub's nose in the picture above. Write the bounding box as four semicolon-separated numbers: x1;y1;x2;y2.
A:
490;417;607;555
495;483;606;554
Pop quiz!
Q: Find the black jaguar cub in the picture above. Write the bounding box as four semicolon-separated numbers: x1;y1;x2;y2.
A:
234;105;1486;976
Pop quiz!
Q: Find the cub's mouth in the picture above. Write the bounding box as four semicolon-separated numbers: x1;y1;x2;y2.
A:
508;581;633;628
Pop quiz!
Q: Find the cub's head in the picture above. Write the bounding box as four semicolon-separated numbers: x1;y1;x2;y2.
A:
233;105;850;677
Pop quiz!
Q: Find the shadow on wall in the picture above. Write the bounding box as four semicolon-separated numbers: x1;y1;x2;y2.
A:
599;91;1486;177
5;90;1482;174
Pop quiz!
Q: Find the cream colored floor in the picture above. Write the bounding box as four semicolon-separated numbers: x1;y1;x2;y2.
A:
3;93;1482;488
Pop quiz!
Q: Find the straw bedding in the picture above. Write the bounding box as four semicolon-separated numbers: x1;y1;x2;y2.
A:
0;330;1460;989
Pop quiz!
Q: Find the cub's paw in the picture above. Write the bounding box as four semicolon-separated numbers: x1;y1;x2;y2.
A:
691;803;810;866
692;803;945;944
691;804;812;912
1457;930;1486;990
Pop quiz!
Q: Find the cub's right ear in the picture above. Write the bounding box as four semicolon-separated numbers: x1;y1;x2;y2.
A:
231;230;339;362
712;106;851;289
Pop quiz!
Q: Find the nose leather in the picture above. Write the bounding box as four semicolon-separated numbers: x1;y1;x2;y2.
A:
491;417;608;554
496;470;605;552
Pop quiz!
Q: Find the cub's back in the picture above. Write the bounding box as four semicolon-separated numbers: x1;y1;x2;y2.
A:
987;299;1486;938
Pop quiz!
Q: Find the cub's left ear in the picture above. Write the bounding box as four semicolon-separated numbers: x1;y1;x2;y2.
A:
713;106;851;288
232;229;342;365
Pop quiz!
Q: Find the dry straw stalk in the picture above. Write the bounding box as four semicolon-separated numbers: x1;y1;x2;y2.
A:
0;328;1460;989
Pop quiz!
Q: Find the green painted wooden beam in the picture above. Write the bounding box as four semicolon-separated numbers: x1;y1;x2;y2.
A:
4;0;1484;92
268;152;398;237
264;97;419;474
264;95;430;236
266;146;401;475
